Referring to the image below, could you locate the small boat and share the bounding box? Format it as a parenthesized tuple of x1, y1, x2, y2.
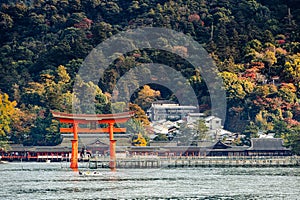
(79, 171, 102, 176)
(46, 160, 51, 163)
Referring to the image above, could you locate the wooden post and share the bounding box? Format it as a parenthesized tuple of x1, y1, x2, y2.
(70, 122, 78, 170)
(108, 122, 116, 171)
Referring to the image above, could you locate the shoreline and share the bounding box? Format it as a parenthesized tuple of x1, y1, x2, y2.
(88, 156, 300, 169)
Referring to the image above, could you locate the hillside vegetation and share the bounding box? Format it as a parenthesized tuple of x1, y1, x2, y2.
(0, 0, 299, 154)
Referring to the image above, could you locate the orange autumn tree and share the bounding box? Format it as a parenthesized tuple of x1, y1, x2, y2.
(133, 85, 161, 111)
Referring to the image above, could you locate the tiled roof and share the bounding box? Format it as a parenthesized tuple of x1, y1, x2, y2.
(8, 144, 28, 152)
(29, 146, 71, 153)
(149, 141, 178, 147)
(209, 146, 248, 152)
(151, 100, 177, 104)
(197, 141, 215, 148)
(248, 138, 290, 151)
(212, 140, 232, 149)
(58, 134, 131, 148)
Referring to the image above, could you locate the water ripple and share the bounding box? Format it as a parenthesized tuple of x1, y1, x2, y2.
(1, 163, 299, 200)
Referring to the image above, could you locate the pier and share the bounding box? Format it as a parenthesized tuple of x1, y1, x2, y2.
(88, 156, 300, 169)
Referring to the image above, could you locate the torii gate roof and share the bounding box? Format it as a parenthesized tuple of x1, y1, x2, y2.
(51, 111, 135, 124)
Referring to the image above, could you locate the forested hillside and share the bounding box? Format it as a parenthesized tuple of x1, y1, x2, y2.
(0, 0, 299, 154)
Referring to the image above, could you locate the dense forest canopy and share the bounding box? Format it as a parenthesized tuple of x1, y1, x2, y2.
(0, 0, 299, 154)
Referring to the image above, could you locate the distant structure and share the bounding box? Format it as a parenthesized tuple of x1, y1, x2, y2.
(186, 113, 222, 130)
(1, 137, 292, 161)
(147, 101, 197, 121)
(204, 116, 222, 130)
(51, 111, 134, 171)
(247, 138, 291, 156)
(186, 113, 206, 123)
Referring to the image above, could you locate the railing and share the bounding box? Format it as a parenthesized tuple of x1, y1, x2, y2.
(88, 155, 300, 169)
(0, 154, 70, 162)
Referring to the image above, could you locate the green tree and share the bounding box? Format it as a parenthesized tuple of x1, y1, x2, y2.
(278, 83, 297, 103)
(242, 121, 259, 146)
(153, 133, 168, 141)
(73, 75, 109, 114)
(24, 108, 61, 146)
(193, 119, 209, 140)
(23, 65, 73, 111)
(10, 107, 36, 144)
(0, 12, 13, 30)
(273, 120, 289, 138)
(282, 125, 300, 155)
(125, 118, 147, 136)
(177, 122, 194, 146)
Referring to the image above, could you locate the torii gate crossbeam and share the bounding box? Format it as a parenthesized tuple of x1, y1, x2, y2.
(52, 111, 134, 171)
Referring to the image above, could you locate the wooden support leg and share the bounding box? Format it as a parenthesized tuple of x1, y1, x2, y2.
(108, 123, 116, 171)
(70, 139, 78, 170)
(70, 122, 78, 171)
(109, 139, 117, 171)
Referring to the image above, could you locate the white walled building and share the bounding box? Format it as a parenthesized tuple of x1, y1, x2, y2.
(147, 101, 197, 121)
(204, 116, 223, 130)
(186, 113, 206, 124)
(187, 114, 223, 131)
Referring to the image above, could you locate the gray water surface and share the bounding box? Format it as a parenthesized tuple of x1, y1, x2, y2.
(0, 162, 299, 199)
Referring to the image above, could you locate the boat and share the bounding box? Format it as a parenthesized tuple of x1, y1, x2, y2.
(79, 171, 102, 176)
(46, 159, 51, 163)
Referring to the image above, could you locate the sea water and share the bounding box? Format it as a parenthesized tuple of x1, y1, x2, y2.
(0, 162, 299, 199)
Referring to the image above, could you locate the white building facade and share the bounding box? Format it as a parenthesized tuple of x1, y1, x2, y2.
(147, 101, 197, 121)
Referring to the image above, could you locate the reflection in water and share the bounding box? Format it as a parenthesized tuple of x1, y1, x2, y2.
(0, 162, 299, 200)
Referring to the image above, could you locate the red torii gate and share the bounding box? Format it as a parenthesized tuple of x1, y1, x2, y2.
(52, 111, 134, 171)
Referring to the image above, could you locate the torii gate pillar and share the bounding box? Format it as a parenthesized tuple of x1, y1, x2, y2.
(109, 122, 117, 171)
(70, 122, 78, 169)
